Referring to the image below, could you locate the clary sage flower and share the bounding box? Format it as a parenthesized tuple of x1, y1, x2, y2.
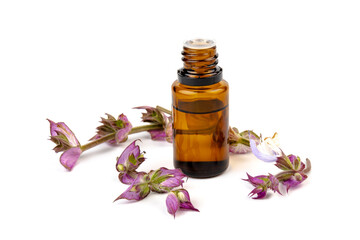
(166, 189, 199, 218)
(134, 106, 173, 143)
(275, 155, 311, 192)
(114, 172, 150, 201)
(249, 132, 281, 162)
(116, 140, 146, 185)
(48, 119, 82, 170)
(243, 173, 281, 199)
(148, 167, 187, 193)
(90, 113, 132, 144)
(245, 132, 312, 198)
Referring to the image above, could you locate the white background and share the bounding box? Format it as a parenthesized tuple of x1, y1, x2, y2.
(1, 0, 359, 239)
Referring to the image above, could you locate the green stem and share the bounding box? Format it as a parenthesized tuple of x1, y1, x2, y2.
(156, 105, 172, 115)
(80, 124, 163, 152)
(129, 124, 163, 134)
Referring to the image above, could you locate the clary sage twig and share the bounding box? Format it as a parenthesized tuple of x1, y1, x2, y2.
(243, 132, 312, 199)
(48, 113, 163, 171)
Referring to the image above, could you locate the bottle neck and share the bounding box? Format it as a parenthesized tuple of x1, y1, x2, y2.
(178, 42, 222, 86)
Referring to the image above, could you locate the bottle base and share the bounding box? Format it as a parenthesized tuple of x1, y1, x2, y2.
(174, 159, 229, 178)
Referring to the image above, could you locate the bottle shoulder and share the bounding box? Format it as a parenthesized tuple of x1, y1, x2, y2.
(172, 79, 229, 95)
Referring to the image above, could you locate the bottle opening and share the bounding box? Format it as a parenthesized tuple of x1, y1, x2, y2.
(183, 39, 216, 49)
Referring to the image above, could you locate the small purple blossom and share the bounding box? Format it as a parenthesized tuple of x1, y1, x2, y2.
(48, 119, 80, 152)
(134, 106, 166, 125)
(149, 167, 187, 193)
(275, 154, 305, 171)
(116, 140, 145, 184)
(114, 172, 150, 201)
(282, 172, 308, 192)
(249, 132, 281, 162)
(90, 113, 132, 145)
(243, 173, 281, 199)
(166, 189, 199, 218)
(275, 157, 311, 192)
(48, 119, 82, 171)
(134, 106, 173, 143)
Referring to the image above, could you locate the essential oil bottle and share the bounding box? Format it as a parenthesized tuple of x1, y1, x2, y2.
(172, 39, 229, 178)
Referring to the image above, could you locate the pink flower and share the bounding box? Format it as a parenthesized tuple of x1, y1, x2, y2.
(243, 173, 281, 199)
(48, 119, 82, 171)
(166, 189, 199, 218)
(134, 106, 173, 143)
(116, 140, 146, 185)
(90, 113, 132, 144)
(114, 172, 150, 201)
(148, 167, 187, 193)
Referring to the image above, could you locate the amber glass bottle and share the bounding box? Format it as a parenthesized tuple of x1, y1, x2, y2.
(172, 39, 229, 178)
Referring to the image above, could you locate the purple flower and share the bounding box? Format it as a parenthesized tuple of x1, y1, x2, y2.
(166, 189, 199, 218)
(149, 167, 187, 193)
(249, 132, 281, 162)
(113, 172, 150, 201)
(282, 172, 308, 192)
(90, 113, 132, 144)
(275, 157, 311, 192)
(134, 106, 173, 143)
(275, 154, 305, 171)
(228, 127, 259, 154)
(133, 106, 166, 124)
(243, 173, 281, 199)
(48, 119, 80, 152)
(48, 119, 82, 171)
(116, 140, 145, 184)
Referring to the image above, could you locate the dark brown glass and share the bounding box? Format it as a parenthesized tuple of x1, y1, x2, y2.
(172, 39, 229, 178)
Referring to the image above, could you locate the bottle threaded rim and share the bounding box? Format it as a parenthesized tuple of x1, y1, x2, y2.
(183, 39, 216, 49)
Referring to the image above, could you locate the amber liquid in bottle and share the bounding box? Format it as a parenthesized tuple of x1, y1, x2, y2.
(172, 39, 229, 178)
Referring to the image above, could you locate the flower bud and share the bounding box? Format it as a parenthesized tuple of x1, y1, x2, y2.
(116, 140, 145, 184)
(134, 106, 172, 142)
(48, 119, 82, 171)
(166, 189, 199, 218)
(90, 113, 132, 144)
(48, 119, 80, 153)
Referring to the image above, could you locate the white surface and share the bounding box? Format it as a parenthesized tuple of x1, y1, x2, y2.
(1, 0, 359, 239)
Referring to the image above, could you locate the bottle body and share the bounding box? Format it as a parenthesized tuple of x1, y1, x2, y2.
(172, 80, 229, 177)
